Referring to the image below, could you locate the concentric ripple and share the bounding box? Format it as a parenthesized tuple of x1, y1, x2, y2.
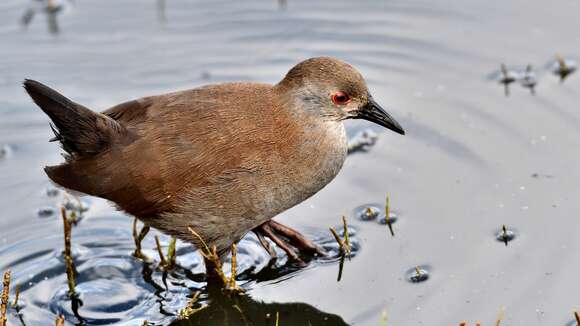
(0, 214, 359, 325)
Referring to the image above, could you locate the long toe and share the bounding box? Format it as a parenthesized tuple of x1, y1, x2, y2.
(267, 220, 327, 257)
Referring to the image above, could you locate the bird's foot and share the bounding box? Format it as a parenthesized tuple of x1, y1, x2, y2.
(253, 220, 326, 266)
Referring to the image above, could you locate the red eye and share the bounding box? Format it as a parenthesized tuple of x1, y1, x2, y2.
(331, 91, 350, 105)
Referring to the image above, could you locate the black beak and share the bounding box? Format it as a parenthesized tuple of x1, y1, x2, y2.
(355, 96, 405, 135)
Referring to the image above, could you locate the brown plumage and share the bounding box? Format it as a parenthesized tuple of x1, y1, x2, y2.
(24, 57, 404, 261)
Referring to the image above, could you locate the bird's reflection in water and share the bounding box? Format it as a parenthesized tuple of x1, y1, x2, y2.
(171, 290, 348, 326)
(20, 0, 70, 35)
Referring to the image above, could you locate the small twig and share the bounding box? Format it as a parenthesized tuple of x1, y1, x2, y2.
(61, 207, 76, 298)
(132, 218, 150, 260)
(275, 311, 279, 326)
(385, 193, 395, 237)
(475, 322, 481, 326)
(1, 270, 11, 326)
(178, 292, 206, 319)
(329, 227, 346, 254)
(142, 321, 148, 326)
(502, 225, 508, 246)
(574, 310, 579, 326)
(154, 236, 167, 267)
(336, 254, 345, 282)
(230, 244, 237, 289)
(165, 237, 177, 270)
(459, 322, 467, 326)
(341, 216, 351, 258)
(55, 315, 65, 326)
(11, 284, 19, 310)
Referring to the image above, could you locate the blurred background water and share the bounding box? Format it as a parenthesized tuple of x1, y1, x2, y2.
(1, 0, 580, 325)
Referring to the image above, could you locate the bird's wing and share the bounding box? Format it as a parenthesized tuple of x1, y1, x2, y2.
(92, 84, 293, 218)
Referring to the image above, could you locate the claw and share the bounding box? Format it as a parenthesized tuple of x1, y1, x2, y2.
(253, 230, 277, 260)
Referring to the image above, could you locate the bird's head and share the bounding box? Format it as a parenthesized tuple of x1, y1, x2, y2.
(276, 57, 405, 135)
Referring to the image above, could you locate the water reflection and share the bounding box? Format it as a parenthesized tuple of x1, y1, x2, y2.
(171, 292, 348, 326)
(0, 216, 357, 325)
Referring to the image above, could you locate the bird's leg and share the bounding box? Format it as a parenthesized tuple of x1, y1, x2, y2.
(253, 220, 326, 265)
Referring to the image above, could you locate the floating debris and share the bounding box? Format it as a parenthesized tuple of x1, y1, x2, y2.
(496, 225, 516, 246)
(552, 54, 577, 82)
(407, 266, 429, 283)
(132, 218, 150, 260)
(347, 129, 379, 154)
(61, 207, 76, 297)
(498, 64, 518, 96)
(519, 64, 537, 95)
(354, 204, 381, 221)
(37, 206, 56, 218)
(1, 270, 10, 326)
(354, 203, 399, 227)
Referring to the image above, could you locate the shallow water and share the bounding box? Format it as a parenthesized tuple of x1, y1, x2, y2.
(1, 0, 580, 325)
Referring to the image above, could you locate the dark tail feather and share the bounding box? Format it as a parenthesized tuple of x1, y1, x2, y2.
(23, 79, 124, 157)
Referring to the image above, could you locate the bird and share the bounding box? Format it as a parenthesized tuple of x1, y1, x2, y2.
(23, 56, 405, 269)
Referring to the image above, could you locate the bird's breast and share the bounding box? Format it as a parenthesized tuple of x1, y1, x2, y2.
(260, 120, 347, 217)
